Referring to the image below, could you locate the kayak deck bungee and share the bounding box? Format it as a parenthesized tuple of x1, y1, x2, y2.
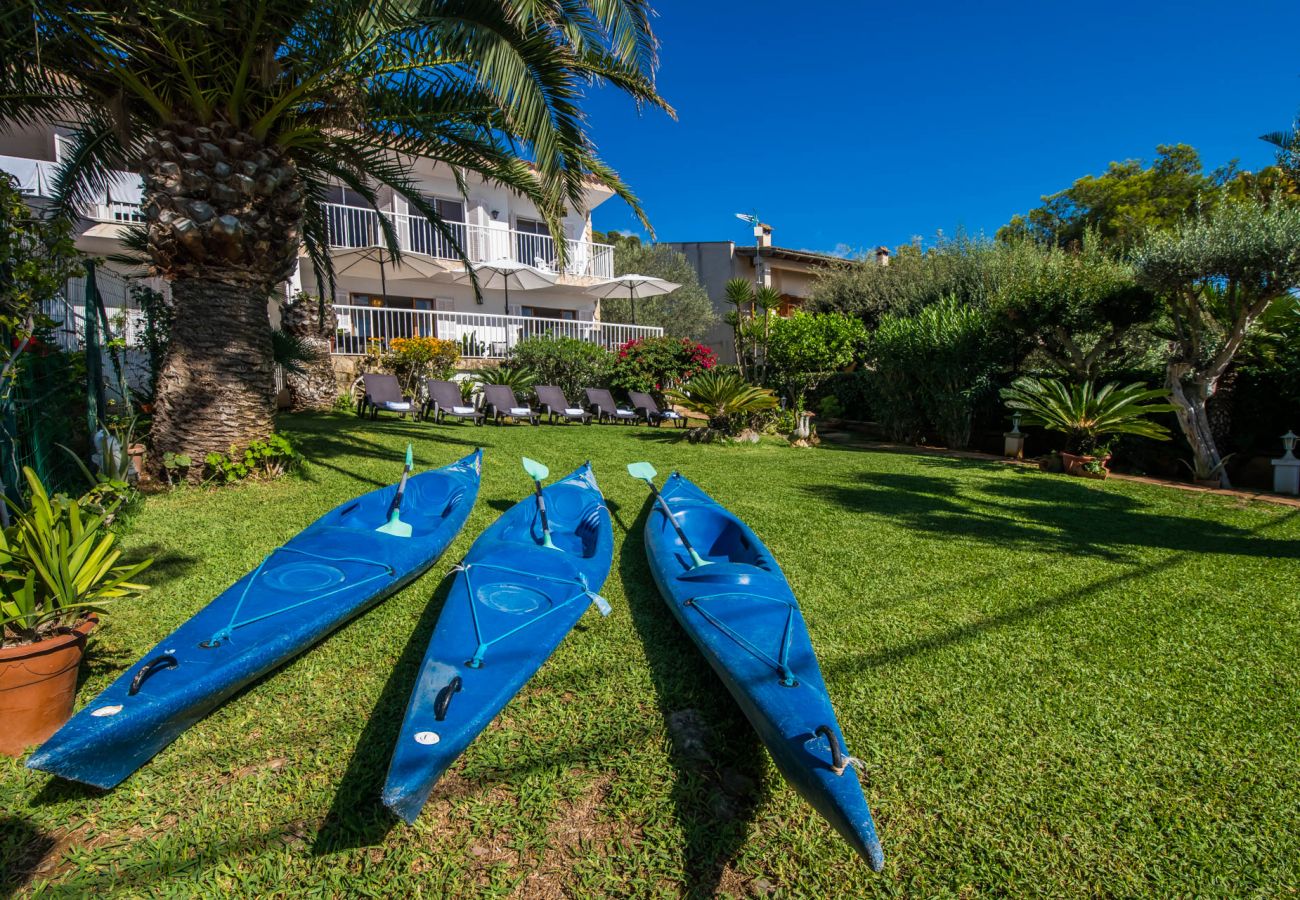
(27, 449, 483, 789)
(383, 460, 613, 824)
(639, 470, 884, 871)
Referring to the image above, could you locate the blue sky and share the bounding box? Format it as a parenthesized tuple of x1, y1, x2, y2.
(586, 1, 1300, 256)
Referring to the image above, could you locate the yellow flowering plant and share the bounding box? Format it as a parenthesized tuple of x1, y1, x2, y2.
(381, 336, 461, 394)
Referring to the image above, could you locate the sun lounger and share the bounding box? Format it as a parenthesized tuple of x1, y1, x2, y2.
(359, 373, 412, 420)
(628, 391, 686, 427)
(584, 387, 639, 424)
(482, 384, 539, 425)
(535, 386, 592, 424)
(422, 379, 483, 425)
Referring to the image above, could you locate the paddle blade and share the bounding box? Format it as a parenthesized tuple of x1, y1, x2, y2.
(404, 443, 413, 469)
(627, 461, 657, 483)
(522, 456, 549, 482)
(377, 511, 413, 537)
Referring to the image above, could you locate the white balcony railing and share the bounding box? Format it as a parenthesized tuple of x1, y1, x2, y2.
(331, 304, 661, 358)
(0, 155, 615, 277)
(321, 203, 614, 279)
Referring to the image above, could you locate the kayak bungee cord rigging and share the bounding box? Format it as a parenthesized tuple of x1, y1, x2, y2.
(26, 447, 482, 790)
(382, 457, 614, 825)
(629, 461, 885, 871)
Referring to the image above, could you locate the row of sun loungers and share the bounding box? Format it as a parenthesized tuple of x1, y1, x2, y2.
(356, 374, 686, 427)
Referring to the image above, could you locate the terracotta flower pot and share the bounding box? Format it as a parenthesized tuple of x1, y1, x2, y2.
(1060, 452, 1111, 478)
(0, 616, 97, 756)
(128, 443, 147, 479)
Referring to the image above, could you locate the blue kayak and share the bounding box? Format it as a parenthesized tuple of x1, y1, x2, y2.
(383, 461, 613, 823)
(27, 449, 483, 789)
(641, 472, 884, 871)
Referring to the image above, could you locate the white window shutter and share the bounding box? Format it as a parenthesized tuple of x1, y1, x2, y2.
(435, 298, 454, 311)
(577, 308, 594, 321)
(507, 304, 522, 316)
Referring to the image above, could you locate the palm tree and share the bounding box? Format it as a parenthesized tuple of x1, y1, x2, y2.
(1261, 118, 1299, 194)
(723, 277, 754, 377)
(0, 1, 669, 475)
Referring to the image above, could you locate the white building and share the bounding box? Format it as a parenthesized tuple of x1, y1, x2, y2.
(0, 123, 662, 369)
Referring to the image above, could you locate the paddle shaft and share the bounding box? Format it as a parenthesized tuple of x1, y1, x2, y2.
(533, 480, 551, 538)
(645, 482, 707, 565)
(387, 463, 412, 520)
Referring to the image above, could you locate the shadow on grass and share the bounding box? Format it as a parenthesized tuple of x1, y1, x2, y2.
(0, 814, 55, 897)
(801, 461, 1300, 562)
(281, 412, 482, 488)
(311, 570, 458, 854)
(616, 497, 769, 898)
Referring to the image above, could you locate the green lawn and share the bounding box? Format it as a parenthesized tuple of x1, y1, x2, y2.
(3, 413, 1299, 897)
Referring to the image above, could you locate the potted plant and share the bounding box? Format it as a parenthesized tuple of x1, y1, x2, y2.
(0, 468, 152, 756)
(1001, 377, 1176, 477)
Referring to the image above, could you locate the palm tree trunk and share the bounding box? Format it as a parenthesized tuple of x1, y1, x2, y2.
(150, 278, 275, 479)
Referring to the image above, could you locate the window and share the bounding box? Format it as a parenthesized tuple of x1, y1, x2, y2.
(520, 306, 576, 321)
(514, 217, 555, 268)
(409, 196, 466, 258)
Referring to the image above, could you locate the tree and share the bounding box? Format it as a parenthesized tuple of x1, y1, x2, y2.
(1134, 199, 1300, 486)
(764, 312, 866, 408)
(0, 1, 668, 476)
(599, 243, 717, 340)
(1260, 111, 1300, 197)
(998, 144, 1226, 249)
(808, 231, 997, 325)
(988, 236, 1160, 380)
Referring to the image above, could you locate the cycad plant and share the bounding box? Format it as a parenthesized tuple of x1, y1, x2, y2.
(0, 1, 669, 475)
(1000, 376, 1176, 456)
(666, 370, 777, 433)
(473, 364, 537, 395)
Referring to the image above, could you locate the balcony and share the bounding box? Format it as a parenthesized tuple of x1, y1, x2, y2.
(321, 203, 614, 279)
(0, 155, 144, 223)
(332, 304, 661, 358)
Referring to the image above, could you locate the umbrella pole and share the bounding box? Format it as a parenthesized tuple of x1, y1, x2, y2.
(630, 286, 636, 326)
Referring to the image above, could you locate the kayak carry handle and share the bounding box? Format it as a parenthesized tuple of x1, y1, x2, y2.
(816, 724, 848, 776)
(129, 654, 178, 696)
(434, 676, 463, 721)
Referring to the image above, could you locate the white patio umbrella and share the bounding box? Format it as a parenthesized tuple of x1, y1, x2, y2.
(328, 246, 453, 306)
(453, 259, 557, 314)
(585, 274, 679, 325)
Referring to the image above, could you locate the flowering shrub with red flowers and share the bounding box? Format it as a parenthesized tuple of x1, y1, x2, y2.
(609, 336, 716, 398)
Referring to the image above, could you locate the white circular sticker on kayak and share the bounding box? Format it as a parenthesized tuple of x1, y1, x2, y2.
(414, 731, 440, 745)
(91, 705, 123, 717)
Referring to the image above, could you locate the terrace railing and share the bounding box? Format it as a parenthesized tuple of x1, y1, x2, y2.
(331, 304, 661, 358)
(320, 203, 614, 279)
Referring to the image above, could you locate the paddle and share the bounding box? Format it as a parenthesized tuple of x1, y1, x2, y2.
(626, 462, 709, 568)
(377, 444, 415, 537)
(522, 457, 557, 549)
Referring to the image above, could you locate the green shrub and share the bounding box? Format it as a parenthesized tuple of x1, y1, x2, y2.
(332, 392, 356, 413)
(823, 370, 872, 421)
(609, 336, 716, 398)
(508, 337, 612, 401)
(204, 434, 300, 484)
(867, 296, 1005, 447)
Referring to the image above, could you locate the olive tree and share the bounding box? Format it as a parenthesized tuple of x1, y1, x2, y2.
(1134, 199, 1300, 486)
(989, 236, 1159, 380)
